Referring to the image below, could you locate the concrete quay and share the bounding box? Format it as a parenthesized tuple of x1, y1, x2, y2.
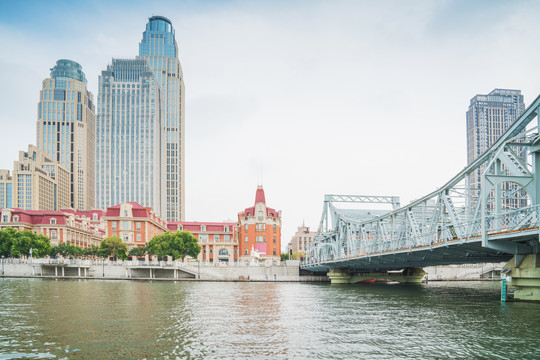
(0, 258, 329, 282)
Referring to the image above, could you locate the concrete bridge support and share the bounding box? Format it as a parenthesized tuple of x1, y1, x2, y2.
(327, 268, 425, 284)
(503, 254, 540, 301)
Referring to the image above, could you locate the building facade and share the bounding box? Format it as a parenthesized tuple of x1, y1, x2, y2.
(102, 202, 167, 249)
(288, 224, 316, 258)
(466, 89, 526, 209)
(10, 145, 70, 211)
(139, 16, 185, 222)
(36, 59, 96, 210)
(96, 59, 165, 217)
(0, 208, 103, 247)
(0, 170, 13, 209)
(168, 221, 237, 264)
(237, 186, 282, 262)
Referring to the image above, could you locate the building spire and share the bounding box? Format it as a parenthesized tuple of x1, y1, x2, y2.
(255, 185, 266, 205)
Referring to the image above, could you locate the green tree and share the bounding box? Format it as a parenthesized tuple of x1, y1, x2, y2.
(2, 229, 51, 258)
(129, 246, 146, 258)
(146, 231, 201, 261)
(100, 236, 128, 260)
(50, 242, 83, 259)
(280, 252, 290, 261)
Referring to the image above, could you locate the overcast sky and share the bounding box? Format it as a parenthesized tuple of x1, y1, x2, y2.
(1, 0, 539, 251)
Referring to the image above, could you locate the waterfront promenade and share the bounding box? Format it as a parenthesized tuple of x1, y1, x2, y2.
(0, 258, 327, 282)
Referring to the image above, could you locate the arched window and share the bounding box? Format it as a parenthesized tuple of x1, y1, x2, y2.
(245, 249, 248, 255)
(219, 249, 228, 256)
(201, 225, 206, 232)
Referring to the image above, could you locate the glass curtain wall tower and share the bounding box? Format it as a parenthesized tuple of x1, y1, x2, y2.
(36, 59, 96, 210)
(96, 59, 164, 216)
(139, 16, 185, 222)
(466, 89, 526, 210)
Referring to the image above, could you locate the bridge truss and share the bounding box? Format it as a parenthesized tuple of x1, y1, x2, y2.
(305, 95, 540, 273)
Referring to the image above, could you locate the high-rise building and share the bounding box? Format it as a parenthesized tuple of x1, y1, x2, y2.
(237, 186, 282, 263)
(466, 89, 526, 209)
(0, 170, 13, 209)
(11, 145, 70, 211)
(96, 58, 164, 216)
(288, 224, 316, 259)
(139, 16, 185, 222)
(36, 59, 96, 210)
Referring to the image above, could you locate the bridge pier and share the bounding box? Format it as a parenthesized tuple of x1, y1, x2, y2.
(503, 254, 540, 301)
(327, 268, 425, 284)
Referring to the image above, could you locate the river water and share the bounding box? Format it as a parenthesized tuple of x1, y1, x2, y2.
(0, 278, 538, 359)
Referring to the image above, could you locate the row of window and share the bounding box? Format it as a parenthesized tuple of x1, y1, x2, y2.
(111, 221, 142, 231)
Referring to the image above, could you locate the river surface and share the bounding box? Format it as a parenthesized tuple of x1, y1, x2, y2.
(0, 279, 539, 359)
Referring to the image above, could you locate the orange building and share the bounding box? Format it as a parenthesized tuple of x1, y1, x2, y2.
(168, 222, 238, 264)
(237, 185, 282, 263)
(102, 202, 167, 249)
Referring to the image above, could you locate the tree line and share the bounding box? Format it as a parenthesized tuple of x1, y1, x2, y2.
(0, 228, 201, 261)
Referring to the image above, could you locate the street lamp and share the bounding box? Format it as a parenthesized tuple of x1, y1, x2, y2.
(29, 248, 33, 264)
(1, 255, 4, 276)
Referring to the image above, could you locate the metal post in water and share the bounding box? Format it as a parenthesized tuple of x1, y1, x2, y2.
(501, 277, 507, 302)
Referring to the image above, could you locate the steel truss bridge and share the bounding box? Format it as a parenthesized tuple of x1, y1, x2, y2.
(303, 95, 540, 274)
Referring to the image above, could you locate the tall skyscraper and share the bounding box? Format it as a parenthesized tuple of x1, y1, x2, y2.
(139, 16, 185, 222)
(36, 59, 96, 210)
(466, 89, 526, 209)
(96, 59, 165, 216)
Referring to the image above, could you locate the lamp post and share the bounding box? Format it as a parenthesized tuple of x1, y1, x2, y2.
(1, 255, 4, 276)
(102, 258, 105, 278)
(29, 248, 33, 264)
(198, 259, 200, 279)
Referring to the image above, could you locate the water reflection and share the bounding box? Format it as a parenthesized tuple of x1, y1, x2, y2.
(0, 279, 539, 359)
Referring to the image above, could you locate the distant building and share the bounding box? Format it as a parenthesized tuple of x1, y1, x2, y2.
(168, 222, 238, 264)
(96, 58, 165, 218)
(237, 186, 282, 263)
(0, 170, 13, 209)
(36, 59, 96, 210)
(139, 16, 186, 222)
(6, 145, 70, 211)
(466, 89, 526, 209)
(102, 202, 167, 249)
(0, 208, 103, 247)
(288, 224, 316, 258)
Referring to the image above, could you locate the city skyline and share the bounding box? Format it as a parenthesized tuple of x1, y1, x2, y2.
(1, 0, 540, 250)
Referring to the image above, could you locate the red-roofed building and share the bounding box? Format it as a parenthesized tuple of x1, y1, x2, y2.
(168, 221, 238, 264)
(0, 208, 104, 247)
(102, 202, 167, 248)
(237, 185, 282, 263)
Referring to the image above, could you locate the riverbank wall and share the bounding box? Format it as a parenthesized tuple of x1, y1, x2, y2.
(0, 259, 329, 282)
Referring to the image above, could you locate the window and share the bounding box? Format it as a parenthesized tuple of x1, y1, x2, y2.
(256, 236, 265, 243)
(112, 222, 117, 230)
(122, 221, 130, 230)
(273, 237, 276, 244)
(210, 249, 213, 254)
(258, 211, 263, 219)
(244, 236, 248, 243)
(93, 213, 98, 221)
(13, 216, 19, 222)
(256, 223, 265, 231)
(201, 225, 206, 232)
(51, 230, 57, 239)
(136, 234, 141, 242)
(50, 218, 56, 225)
(122, 234, 129, 242)
(245, 249, 248, 255)
(123, 210, 128, 217)
(2, 215, 8, 222)
(177, 224, 183, 231)
(136, 222, 141, 231)
(273, 249, 276, 255)
(244, 224, 248, 232)
(214, 234, 220, 241)
(273, 225, 277, 232)
(224, 234, 230, 241)
(224, 226, 229, 232)
(199, 234, 208, 241)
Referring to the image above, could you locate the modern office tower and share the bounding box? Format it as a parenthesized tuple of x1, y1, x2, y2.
(10, 145, 70, 211)
(96, 58, 165, 217)
(237, 186, 282, 263)
(139, 16, 185, 222)
(466, 89, 526, 209)
(36, 59, 96, 211)
(0, 170, 13, 209)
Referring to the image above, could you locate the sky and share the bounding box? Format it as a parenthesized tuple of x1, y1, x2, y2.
(1, 0, 539, 251)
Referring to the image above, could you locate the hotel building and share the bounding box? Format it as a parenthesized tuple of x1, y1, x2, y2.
(36, 59, 96, 210)
(237, 186, 282, 262)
